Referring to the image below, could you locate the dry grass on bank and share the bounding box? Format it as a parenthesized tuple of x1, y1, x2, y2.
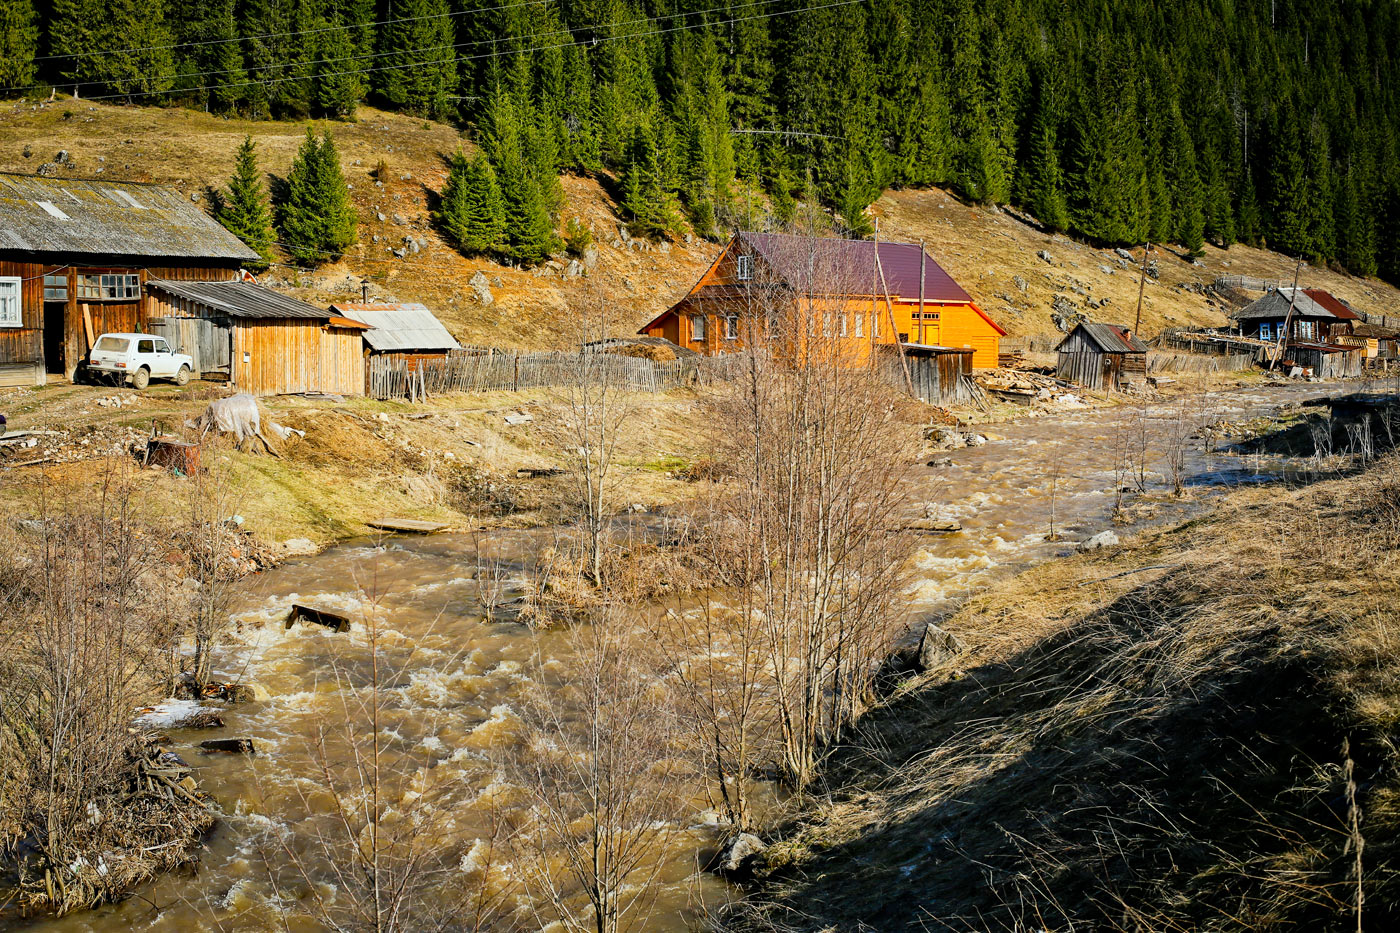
(745, 458, 1400, 932)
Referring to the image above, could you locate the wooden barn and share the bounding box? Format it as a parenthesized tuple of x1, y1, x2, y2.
(0, 173, 260, 386)
(330, 302, 461, 368)
(1055, 322, 1148, 391)
(639, 231, 1005, 369)
(1233, 287, 1347, 344)
(146, 279, 368, 396)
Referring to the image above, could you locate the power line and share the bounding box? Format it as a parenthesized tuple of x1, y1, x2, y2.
(31, 0, 554, 63)
(12, 0, 859, 104)
(4, 0, 790, 95)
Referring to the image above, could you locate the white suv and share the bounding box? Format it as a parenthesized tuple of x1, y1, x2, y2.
(87, 333, 194, 389)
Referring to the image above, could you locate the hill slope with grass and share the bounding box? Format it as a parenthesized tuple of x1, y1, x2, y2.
(4, 99, 1400, 347)
(745, 456, 1400, 932)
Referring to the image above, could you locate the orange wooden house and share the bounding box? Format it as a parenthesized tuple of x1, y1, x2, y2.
(639, 231, 1005, 368)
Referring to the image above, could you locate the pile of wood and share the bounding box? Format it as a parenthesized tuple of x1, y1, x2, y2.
(976, 369, 1077, 402)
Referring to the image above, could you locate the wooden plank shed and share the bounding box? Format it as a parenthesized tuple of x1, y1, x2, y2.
(0, 172, 259, 386)
(1056, 322, 1148, 391)
(146, 279, 368, 396)
(330, 301, 462, 369)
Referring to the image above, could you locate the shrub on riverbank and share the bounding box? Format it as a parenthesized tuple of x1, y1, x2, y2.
(0, 473, 214, 916)
(741, 454, 1400, 931)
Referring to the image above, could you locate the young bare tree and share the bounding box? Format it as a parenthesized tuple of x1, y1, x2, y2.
(251, 566, 519, 933)
(0, 464, 192, 914)
(699, 232, 921, 789)
(506, 604, 684, 933)
(550, 286, 634, 586)
(180, 460, 240, 688)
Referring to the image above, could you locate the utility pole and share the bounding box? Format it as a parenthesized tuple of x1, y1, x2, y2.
(1269, 255, 1304, 372)
(918, 241, 927, 345)
(1133, 242, 1152, 337)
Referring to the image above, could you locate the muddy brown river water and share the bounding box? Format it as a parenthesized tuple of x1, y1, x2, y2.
(12, 382, 1356, 933)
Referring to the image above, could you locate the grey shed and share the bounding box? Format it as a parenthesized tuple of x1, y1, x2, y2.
(331, 303, 463, 354)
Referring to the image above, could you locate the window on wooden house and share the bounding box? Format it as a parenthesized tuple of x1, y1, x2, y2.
(77, 273, 140, 301)
(736, 254, 753, 281)
(0, 277, 20, 327)
(1259, 323, 1272, 341)
(43, 274, 67, 301)
(725, 314, 739, 339)
(853, 311, 864, 338)
(692, 314, 706, 341)
(838, 313, 849, 337)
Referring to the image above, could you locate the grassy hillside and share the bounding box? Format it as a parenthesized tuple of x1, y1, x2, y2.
(745, 456, 1400, 931)
(4, 98, 1400, 347)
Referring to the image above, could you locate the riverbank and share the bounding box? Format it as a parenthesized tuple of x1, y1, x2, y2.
(741, 446, 1400, 931)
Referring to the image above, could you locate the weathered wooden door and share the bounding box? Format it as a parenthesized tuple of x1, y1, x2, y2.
(148, 317, 231, 376)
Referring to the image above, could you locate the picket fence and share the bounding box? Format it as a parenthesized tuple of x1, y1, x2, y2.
(368, 349, 751, 400)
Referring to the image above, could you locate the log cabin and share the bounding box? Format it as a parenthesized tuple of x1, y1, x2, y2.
(0, 173, 260, 387)
(639, 231, 1005, 369)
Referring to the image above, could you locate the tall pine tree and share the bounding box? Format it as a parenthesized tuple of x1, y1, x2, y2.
(217, 136, 276, 270)
(436, 150, 506, 256)
(279, 128, 358, 265)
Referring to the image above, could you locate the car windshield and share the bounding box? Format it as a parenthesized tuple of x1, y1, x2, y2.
(94, 337, 129, 353)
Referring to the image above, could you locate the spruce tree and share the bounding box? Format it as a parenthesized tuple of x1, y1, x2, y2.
(436, 150, 506, 256)
(280, 128, 358, 265)
(0, 0, 36, 87)
(315, 12, 363, 119)
(620, 123, 680, 239)
(376, 0, 455, 118)
(217, 136, 276, 270)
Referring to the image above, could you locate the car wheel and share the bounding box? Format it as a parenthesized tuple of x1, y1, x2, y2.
(175, 365, 191, 387)
(131, 367, 150, 390)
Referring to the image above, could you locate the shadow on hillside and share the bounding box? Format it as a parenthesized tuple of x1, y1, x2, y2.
(755, 567, 1397, 932)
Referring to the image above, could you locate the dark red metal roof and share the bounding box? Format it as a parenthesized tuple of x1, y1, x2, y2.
(1303, 288, 1359, 320)
(740, 231, 973, 304)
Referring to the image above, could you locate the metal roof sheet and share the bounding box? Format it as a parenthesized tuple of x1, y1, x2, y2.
(0, 173, 260, 262)
(330, 303, 462, 352)
(738, 231, 973, 304)
(1302, 288, 1360, 320)
(148, 279, 333, 320)
(1063, 322, 1148, 353)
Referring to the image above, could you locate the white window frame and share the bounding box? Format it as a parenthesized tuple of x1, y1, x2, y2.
(838, 312, 849, 337)
(736, 254, 753, 281)
(854, 311, 864, 338)
(692, 314, 706, 342)
(1259, 323, 1272, 341)
(0, 276, 20, 328)
(725, 314, 739, 340)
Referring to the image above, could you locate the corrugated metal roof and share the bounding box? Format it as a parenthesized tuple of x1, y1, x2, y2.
(148, 279, 334, 320)
(1066, 322, 1148, 353)
(1302, 288, 1359, 320)
(0, 173, 260, 262)
(739, 231, 973, 303)
(330, 303, 462, 352)
(1234, 288, 1337, 321)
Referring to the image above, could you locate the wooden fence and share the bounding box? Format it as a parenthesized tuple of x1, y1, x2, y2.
(1147, 349, 1257, 373)
(367, 349, 751, 400)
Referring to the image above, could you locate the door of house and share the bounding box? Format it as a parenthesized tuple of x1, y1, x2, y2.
(43, 302, 66, 374)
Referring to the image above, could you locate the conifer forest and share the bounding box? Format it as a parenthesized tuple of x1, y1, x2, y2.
(3, 0, 1400, 278)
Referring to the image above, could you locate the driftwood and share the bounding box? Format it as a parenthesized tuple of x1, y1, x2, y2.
(286, 603, 352, 633)
(200, 738, 256, 755)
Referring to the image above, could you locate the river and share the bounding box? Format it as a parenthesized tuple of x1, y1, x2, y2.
(13, 381, 1346, 933)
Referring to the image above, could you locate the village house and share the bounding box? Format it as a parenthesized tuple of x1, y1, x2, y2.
(1232, 287, 1352, 344)
(330, 302, 462, 368)
(0, 173, 260, 386)
(1055, 322, 1148, 391)
(639, 231, 1005, 369)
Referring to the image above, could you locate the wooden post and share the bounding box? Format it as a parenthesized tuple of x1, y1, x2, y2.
(1270, 256, 1303, 371)
(1133, 242, 1151, 336)
(874, 220, 915, 394)
(918, 241, 926, 345)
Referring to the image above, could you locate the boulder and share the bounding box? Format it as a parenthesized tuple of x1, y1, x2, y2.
(1037, 249, 1053, 264)
(1013, 275, 1028, 293)
(1079, 530, 1120, 551)
(918, 623, 964, 670)
(281, 538, 318, 557)
(926, 456, 953, 467)
(470, 271, 494, 306)
(709, 832, 767, 880)
(391, 212, 408, 225)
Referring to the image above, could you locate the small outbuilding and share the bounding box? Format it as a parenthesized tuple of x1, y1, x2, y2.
(1055, 322, 1148, 391)
(330, 302, 462, 367)
(146, 279, 368, 396)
